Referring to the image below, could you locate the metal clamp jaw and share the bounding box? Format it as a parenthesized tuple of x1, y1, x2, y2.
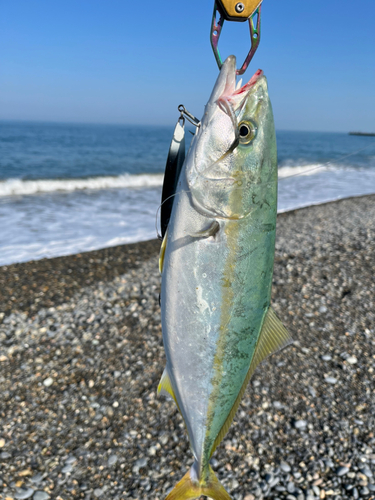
(216, 0, 262, 21)
(210, 0, 262, 75)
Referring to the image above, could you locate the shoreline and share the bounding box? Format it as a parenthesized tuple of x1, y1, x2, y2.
(0, 194, 374, 499)
(1, 193, 374, 319)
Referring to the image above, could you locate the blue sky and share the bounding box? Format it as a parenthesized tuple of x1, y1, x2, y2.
(1, 0, 374, 131)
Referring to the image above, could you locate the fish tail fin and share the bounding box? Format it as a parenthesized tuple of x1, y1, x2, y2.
(165, 464, 232, 500)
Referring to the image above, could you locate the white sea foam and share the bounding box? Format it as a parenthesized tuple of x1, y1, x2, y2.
(0, 173, 164, 197)
(0, 165, 335, 198)
(1, 165, 375, 267)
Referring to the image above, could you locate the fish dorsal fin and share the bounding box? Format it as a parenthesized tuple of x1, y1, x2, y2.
(159, 229, 168, 274)
(210, 306, 293, 456)
(157, 367, 180, 409)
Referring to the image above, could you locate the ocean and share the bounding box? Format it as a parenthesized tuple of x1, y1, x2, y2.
(1, 120, 375, 266)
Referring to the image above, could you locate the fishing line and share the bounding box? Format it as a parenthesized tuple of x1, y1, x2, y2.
(155, 190, 192, 240)
(279, 141, 375, 180)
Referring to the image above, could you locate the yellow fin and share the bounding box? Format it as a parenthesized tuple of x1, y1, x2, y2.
(159, 229, 168, 274)
(158, 368, 179, 407)
(210, 306, 292, 456)
(165, 465, 231, 500)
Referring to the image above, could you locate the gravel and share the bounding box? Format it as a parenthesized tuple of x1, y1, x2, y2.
(0, 194, 374, 500)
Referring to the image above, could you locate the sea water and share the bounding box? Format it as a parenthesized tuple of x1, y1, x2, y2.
(0, 121, 374, 266)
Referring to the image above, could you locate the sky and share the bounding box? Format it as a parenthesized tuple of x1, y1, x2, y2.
(0, 0, 374, 132)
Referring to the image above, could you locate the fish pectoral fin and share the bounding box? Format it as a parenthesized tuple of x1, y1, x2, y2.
(159, 228, 168, 274)
(251, 306, 293, 369)
(189, 220, 220, 239)
(165, 464, 231, 500)
(210, 307, 292, 457)
(157, 368, 178, 406)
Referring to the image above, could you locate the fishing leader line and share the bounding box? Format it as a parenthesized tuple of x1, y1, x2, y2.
(279, 141, 375, 181)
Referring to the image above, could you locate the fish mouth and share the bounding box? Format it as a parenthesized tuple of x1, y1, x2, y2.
(219, 55, 264, 102)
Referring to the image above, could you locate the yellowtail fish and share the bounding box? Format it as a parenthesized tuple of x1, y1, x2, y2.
(158, 55, 292, 500)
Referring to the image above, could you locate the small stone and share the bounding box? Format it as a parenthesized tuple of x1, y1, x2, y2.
(88, 380, 95, 388)
(0, 355, 8, 362)
(336, 466, 349, 476)
(265, 473, 273, 483)
(294, 420, 307, 430)
(160, 435, 168, 445)
(230, 478, 239, 490)
(108, 454, 118, 466)
(352, 487, 359, 500)
(361, 467, 373, 477)
(30, 474, 44, 484)
(346, 356, 358, 364)
(325, 376, 337, 384)
(61, 464, 73, 473)
(43, 377, 53, 387)
(322, 355, 332, 361)
(319, 306, 328, 313)
(280, 462, 291, 473)
(287, 482, 296, 493)
(33, 493, 50, 500)
(14, 489, 35, 500)
(309, 386, 316, 397)
(269, 477, 280, 488)
(132, 457, 148, 473)
(1, 451, 11, 459)
(360, 487, 370, 496)
(148, 446, 157, 456)
(0, 438, 5, 447)
(313, 486, 321, 496)
(244, 495, 255, 500)
(93, 489, 103, 498)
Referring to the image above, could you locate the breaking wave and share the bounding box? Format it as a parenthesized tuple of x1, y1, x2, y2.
(0, 174, 164, 197)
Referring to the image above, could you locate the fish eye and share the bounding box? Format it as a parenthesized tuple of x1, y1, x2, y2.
(238, 120, 257, 145)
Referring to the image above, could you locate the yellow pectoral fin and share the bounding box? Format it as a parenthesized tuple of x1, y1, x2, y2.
(159, 229, 168, 274)
(211, 306, 293, 456)
(157, 368, 180, 411)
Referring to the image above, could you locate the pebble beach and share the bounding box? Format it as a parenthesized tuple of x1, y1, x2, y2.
(0, 194, 374, 500)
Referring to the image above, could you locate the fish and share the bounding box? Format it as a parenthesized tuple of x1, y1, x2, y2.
(158, 55, 292, 500)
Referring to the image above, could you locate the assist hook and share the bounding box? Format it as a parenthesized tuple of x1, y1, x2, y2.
(210, 0, 262, 75)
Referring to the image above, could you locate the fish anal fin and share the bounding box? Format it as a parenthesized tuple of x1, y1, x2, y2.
(165, 464, 231, 500)
(210, 306, 292, 456)
(159, 229, 168, 274)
